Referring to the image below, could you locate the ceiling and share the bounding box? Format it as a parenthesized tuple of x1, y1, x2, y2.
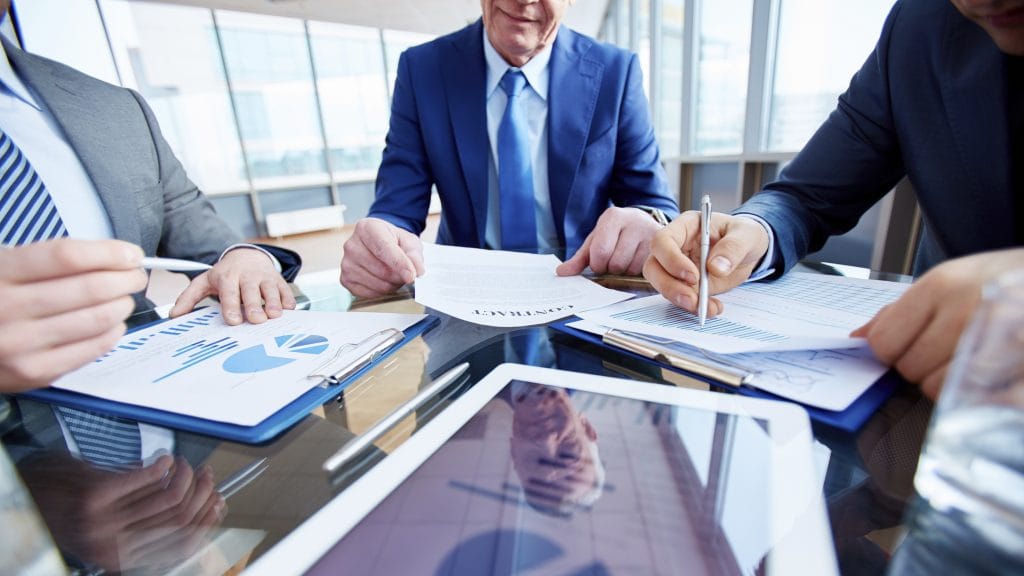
(138, 0, 609, 37)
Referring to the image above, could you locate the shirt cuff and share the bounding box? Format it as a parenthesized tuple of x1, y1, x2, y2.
(734, 213, 776, 282)
(219, 243, 282, 273)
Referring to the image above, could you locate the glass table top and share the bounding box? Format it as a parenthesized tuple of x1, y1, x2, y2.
(0, 262, 928, 575)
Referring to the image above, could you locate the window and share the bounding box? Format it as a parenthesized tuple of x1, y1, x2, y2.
(100, 0, 248, 194)
(766, 0, 895, 151)
(309, 22, 389, 179)
(693, 0, 753, 155)
(216, 10, 327, 188)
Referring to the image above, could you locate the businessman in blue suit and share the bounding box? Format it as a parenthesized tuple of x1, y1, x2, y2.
(341, 0, 679, 298)
(645, 0, 1024, 400)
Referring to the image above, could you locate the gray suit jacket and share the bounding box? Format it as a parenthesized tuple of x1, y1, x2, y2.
(3, 38, 300, 308)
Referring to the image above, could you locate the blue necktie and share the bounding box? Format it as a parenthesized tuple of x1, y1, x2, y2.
(0, 128, 142, 470)
(498, 70, 537, 252)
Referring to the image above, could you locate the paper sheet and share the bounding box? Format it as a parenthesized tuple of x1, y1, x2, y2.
(414, 244, 633, 327)
(579, 272, 910, 354)
(51, 308, 427, 426)
(569, 318, 888, 411)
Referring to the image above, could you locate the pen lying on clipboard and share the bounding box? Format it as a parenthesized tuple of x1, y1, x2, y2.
(603, 329, 752, 387)
(322, 362, 471, 474)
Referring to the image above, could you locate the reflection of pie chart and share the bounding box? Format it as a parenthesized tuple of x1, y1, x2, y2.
(222, 334, 329, 374)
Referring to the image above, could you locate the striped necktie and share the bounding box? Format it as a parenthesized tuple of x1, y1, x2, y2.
(498, 69, 538, 252)
(0, 127, 142, 470)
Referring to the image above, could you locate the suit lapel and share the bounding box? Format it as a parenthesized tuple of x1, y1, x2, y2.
(442, 21, 490, 247)
(4, 40, 143, 245)
(940, 12, 1014, 240)
(547, 28, 601, 246)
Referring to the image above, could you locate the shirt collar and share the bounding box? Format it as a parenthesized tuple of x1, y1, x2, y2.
(0, 41, 41, 110)
(483, 26, 553, 101)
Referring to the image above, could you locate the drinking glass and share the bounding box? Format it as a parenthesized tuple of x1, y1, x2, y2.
(889, 269, 1024, 575)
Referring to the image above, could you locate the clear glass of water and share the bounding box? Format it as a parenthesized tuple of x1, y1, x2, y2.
(889, 269, 1024, 575)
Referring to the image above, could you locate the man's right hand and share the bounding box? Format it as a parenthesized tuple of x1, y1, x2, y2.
(340, 217, 425, 298)
(0, 238, 148, 392)
(643, 211, 770, 317)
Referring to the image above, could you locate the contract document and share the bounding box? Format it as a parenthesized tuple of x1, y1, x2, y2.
(51, 308, 427, 426)
(414, 244, 633, 327)
(579, 272, 911, 354)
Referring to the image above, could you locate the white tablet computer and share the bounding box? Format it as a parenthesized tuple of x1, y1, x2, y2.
(249, 363, 837, 576)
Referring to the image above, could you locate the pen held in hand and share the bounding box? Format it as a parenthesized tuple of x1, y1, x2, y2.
(140, 256, 213, 272)
(698, 194, 711, 328)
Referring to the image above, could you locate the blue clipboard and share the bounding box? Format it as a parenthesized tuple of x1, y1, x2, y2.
(549, 317, 901, 432)
(21, 314, 440, 444)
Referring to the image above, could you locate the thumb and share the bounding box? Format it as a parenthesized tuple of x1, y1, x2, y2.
(556, 238, 592, 276)
(704, 235, 759, 280)
(398, 232, 426, 277)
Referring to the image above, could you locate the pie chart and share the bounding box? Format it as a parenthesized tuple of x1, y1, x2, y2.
(222, 334, 329, 374)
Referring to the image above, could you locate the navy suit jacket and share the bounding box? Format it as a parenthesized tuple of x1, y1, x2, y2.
(369, 20, 678, 256)
(739, 0, 1021, 275)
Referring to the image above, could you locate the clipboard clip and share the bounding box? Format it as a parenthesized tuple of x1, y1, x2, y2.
(603, 329, 753, 388)
(309, 328, 405, 387)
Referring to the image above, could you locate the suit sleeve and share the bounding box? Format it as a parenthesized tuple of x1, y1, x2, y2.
(608, 54, 678, 218)
(129, 90, 301, 281)
(736, 2, 907, 276)
(368, 51, 434, 235)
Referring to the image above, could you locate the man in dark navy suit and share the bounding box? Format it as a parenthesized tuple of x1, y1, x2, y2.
(646, 0, 1024, 400)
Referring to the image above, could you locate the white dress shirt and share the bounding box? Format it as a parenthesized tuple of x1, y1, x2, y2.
(483, 28, 559, 252)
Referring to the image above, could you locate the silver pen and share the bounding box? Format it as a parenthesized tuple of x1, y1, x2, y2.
(140, 256, 213, 272)
(698, 194, 711, 328)
(215, 456, 269, 500)
(322, 362, 471, 473)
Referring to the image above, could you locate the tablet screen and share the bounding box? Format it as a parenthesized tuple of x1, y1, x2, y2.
(309, 379, 775, 575)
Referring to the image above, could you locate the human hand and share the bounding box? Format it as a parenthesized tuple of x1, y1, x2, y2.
(851, 248, 1024, 400)
(643, 211, 769, 316)
(340, 217, 425, 298)
(21, 453, 225, 573)
(170, 247, 296, 326)
(555, 206, 662, 277)
(0, 238, 148, 392)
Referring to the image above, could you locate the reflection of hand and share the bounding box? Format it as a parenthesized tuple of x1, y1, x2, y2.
(643, 211, 769, 317)
(340, 217, 425, 298)
(0, 239, 148, 392)
(556, 206, 662, 277)
(170, 247, 296, 326)
(851, 248, 1024, 400)
(21, 453, 225, 573)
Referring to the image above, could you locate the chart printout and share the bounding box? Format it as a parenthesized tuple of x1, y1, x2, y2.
(579, 272, 910, 354)
(51, 308, 426, 426)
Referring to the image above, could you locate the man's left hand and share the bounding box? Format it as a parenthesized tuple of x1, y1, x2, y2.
(169, 248, 296, 325)
(555, 206, 663, 277)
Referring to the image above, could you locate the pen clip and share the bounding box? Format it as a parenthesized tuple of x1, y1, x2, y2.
(308, 328, 405, 387)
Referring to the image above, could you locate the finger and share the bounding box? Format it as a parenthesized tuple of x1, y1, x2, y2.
(108, 455, 177, 522)
(605, 232, 644, 276)
(342, 241, 409, 291)
(169, 274, 213, 319)
(919, 365, 948, 401)
(278, 277, 297, 310)
(862, 293, 933, 368)
(2, 269, 148, 322)
(850, 309, 883, 338)
(213, 275, 244, 326)
(555, 235, 593, 276)
(238, 276, 268, 324)
(364, 230, 417, 285)
(649, 214, 701, 285)
(1, 294, 136, 355)
(891, 309, 966, 384)
(397, 232, 426, 277)
(644, 255, 698, 310)
(126, 457, 197, 530)
(343, 270, 405, 298)
(706, 233, 759, 280)
(0, 238, 143, 283)
(624, 245, 647, 277)
(585, 228, 620, 275)
(261, 279, 285, 319)
(0, 321, 128, 390)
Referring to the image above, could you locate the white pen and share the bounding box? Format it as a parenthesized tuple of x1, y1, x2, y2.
(140, 256, 213, 272)
(698, 194, 711, 328)
(323, 362, 471, 473)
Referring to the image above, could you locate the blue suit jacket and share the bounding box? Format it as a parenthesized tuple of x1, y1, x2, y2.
(369, 20, 678, 256)
(739, 0, 1021, 275)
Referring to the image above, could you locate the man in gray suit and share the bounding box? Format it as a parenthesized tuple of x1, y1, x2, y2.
(0, 3, 301, 394)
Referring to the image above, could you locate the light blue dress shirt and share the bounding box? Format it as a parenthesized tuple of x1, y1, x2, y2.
(483, 29, 559, 252)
